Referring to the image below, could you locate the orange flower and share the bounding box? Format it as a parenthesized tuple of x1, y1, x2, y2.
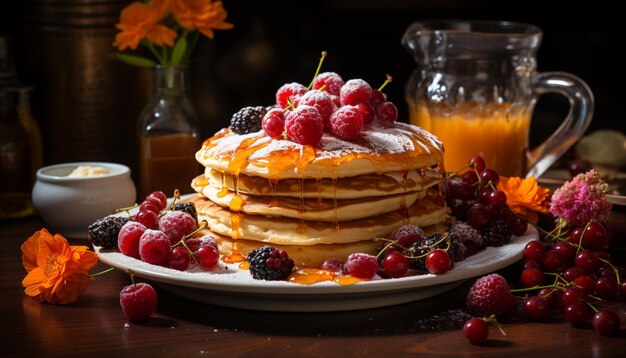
(113, 1, 177, 50)
(170, 0, 234, 39)
(497, 176, 551, 224)
(21, 229, 98, 305)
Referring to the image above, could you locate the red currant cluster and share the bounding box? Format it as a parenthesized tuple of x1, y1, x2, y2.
(446, 156, 527, 237)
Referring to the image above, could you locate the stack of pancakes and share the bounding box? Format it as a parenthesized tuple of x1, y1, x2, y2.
(190, 121, 446, 267)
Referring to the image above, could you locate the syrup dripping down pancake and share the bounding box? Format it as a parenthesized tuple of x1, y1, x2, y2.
(188, 191, 446, 246)
(196, 122, 444, 179)
(193, 168, 442, 199)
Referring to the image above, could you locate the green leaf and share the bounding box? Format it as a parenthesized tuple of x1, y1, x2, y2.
(171, 35, 188, 66)
(114, 53, 156, 68)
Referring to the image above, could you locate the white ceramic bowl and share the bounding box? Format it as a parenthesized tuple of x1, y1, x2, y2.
(32, 162, 136, 238)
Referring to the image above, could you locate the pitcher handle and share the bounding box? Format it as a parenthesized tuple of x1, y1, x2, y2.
(526, 72, 594, 178)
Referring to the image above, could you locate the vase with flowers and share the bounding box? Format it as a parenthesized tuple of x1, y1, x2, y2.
(113, 0, 233, 198)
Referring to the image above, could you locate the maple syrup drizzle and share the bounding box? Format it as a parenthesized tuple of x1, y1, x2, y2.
(193, 176, 209, 189)
(332, 178, 339, 231)
(217, 171, 229, 198)
(315, 178, 324, 209)
(268, 178, 278, 207)
(223, 251, 246, 264)
(288, 269, 366, 285)
(400, 169, 409, 224)
(238, 261, 249, 270)
(296, 178, 307, 233)
(437, 161, 446, 196)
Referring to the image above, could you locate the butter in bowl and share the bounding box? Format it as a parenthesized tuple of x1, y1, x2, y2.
(32, 162, 136, 239)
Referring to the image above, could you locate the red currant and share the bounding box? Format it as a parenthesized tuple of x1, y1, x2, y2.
(521, 267, 544, 287)
(147, 191, 168, 210)
(564, 302, 590, 327)
(594, 276, 618, 300)
(168, 246, 191, 271)
(551, 241, 576, 265)
(542, 250, 565, 273)
(538, 288, 558, 307)
(382, 251, 409, 278)
(524, 241, 545, 261)
(462, 170, 479, 186)
(468, 156, 486, 173)
(592, 309, 620, 336)
(480, 169, 500, 186)
(509, 215, 528, 236)
(139, 200, 160, 216)
(562, 267, 584, 282)
(572, 275, 596, 295)
(487, 190, 507, 208)
(523, 296, 550, 321)
(136, 210, 159, 230)
(575, 250, 598, 274)
(561, 287, 587, 307)
(196, 246, 219, 270)
(462, 318, 489, 345)
(467, 204, 491, 230)
(425, 249, 452, 275)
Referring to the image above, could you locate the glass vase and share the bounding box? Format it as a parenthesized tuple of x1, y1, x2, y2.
(138, 65, 201, 199)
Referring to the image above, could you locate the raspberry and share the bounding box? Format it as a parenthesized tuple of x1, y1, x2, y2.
(340, 79, 372, 106)
(119, 282, 157, 321)
(329, 105, 364, 140)
(345, 253, 378, 279)
(297, 90, 335, 126)
(284, 105, 324, 146)
(173, 202, 198, 223)
(389, 224, 426, 248)
(158, 210, 197, 245)
(185, 234, 218, 253)
(312, 72, 345, 96)
(466, 274, 517, 317)
(320, 257, 346, 275)
(262, 108, 286, 139)
(356, 103, 376, 125)
(138, 229, 171, 265)
(330, 95, 341, 107)
(481, 220, 513, 247)
(118, 221, 147, 259)
(248, 246, 295, 281)
(276, 82, 307, 109)
(230, 106, 267, 135)
(88, 216, 128, 248)
(376, 101, 398, 122)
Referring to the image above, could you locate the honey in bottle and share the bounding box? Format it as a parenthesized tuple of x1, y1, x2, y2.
(138, 65, 200, 198)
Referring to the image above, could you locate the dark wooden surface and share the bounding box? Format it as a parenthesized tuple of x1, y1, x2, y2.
(1, 206, 625, 357)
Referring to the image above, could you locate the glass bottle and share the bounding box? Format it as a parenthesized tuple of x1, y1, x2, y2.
(138, 65, 201, 198)
(0, 88, 36, 219)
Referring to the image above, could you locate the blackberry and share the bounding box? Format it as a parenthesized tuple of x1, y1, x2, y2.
(174, 202, 197, 222)
(88, 216, 129, 248)
(230, 106, 267, 134)
(481, 220, 513, 247)
(248, 246, 295, 281)
(405, 233, 448, 271)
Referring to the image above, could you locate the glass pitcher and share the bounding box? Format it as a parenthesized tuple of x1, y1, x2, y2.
(402, 20, 594, 177)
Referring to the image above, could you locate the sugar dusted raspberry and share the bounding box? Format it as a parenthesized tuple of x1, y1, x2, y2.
(312, 72, 345, 96)
(276, 82, 307, 109)
(262, 108, 286, 139)
(467, 274, 517, 316)
(158, 210, 197, 245)
(376, 101, 398, 122)
(284, 105, 324, 146)
(345, 253, 378, 279)
(340, 79, 372, 106)
(356, 103, 376, 125)
(118, 221, 147, 259)
(139, 229, 171, 265)
(330, 95, 341, 107)
(329, 105, 364, 140)
(389, 224, 426, 248)
(320, 257, 346, 275)
(370, 90, 386, 107)
(119, 282, 157, 321)
(297, 90, 335, 125)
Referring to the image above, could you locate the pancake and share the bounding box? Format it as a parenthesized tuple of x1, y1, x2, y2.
(195, 121, 444, 179)
(188, 191, 446, 246)
(193, 168, 443, 199)
(194, 183, 425, 222)
(199, 224, 449, 267)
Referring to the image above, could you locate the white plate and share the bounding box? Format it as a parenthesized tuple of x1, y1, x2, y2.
(96, 225, 537, 312)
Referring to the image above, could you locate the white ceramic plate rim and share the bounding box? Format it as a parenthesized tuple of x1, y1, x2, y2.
(96, 225, 537, 295)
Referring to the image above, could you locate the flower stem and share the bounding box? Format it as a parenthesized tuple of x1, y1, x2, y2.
(147, 43, 164, 65)
(183, 31, 200, 63)
(90, 267, 115, 277)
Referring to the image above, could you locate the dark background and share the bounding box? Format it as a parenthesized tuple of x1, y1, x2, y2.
(1, 0, 623, 167)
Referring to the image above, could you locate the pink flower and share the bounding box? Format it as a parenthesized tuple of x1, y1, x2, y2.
(550, 170, 612, 226)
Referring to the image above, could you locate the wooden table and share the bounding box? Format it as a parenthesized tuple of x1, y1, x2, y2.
(2, 207, 625, 357)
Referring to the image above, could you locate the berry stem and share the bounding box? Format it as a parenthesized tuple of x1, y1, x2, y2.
(168, 189, 182, 210)
(126, 269, 136, 286)
(171, 220, 208, 248)
(599, 258, 621, 285)
(484, 315, 506, 336)
(114, 203, 139, 216)
(307, 51, 327, 90)
(377, 74, 393, 92)
(89, 267, 115, 278)
(404, 233, 449, 260)
(575, 220, 594, 254)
